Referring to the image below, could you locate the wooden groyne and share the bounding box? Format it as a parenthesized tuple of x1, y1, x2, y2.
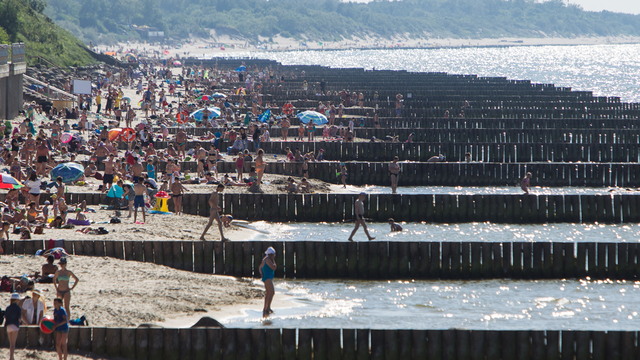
(5, 239, 640, 280)
(23, 192, 640, 224)
(2, 326, 635, 360)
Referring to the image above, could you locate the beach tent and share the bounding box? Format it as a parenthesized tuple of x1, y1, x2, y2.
(190, 107, 221, 121)
(297, 110, 328, 125)
(235, 65, 246, 72)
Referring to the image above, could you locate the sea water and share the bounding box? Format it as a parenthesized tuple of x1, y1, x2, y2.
(242, 221, 640, 243)
(222, 44, 640, 103)
(222, 278, 640, 330)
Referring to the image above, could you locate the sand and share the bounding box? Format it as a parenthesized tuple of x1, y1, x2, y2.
(0, 349, 104, 360)
(93, 35, 640, 60)
(1, 255, 265, 327)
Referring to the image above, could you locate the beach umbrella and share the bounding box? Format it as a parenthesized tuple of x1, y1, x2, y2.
(0, 174, 24, 189)
(198, 95, 211, 101)
(297, 110, 328, 125)
(50, 162, 84, 183)
(190, 107, 221, 121)
(173, 60, 182, 66)
(212, 92, 226, 98)
(60, 132, 73, 144)
(235, 65, 246, 72)
(258, 109, 271, 123)
(109, 128, 123, 141)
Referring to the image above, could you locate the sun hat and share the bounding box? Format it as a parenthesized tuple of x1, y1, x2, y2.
(10, 292, 20, 300)
(32, 289, 41, 297)
(265, 247, 276, 255)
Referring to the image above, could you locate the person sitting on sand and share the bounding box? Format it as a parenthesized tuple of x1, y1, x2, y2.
(75, 208, 87, 222)
(286, 177, 298, 193)
(388, 218, 403, 232)
(26, 202, 44, 223)
(223, 174, 248, 187)
(40, 255, 58, 283)
(427, 154, 445, 162)
(50, 216, 64, 229)
(299, 178, 311, 193)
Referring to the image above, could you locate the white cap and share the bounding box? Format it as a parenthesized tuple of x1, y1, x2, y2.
(10, 292, 20, 300)
(265, 247, 276, 255)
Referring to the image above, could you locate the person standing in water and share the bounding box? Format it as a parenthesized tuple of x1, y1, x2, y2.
(259, 247, 277, 318)
(521, 172, 532, 194)
(389, 156, 400, 194)
(200, 184, 229, 242)
(348, 192, 375, 241)
(388, 218, 403, 232)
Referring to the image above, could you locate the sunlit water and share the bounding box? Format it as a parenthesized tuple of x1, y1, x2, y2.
(345, 185, 634, 195)
(217, 44, 640, 103)
(243, 221, 640, 243)
(223, 278, 640, 330)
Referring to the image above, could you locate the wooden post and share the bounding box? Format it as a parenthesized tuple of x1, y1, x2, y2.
(149, 328, 164, 360)
(428, 330, 443, 360)
(92, 327, 107, 355)
(184, 241, 194, 272)
(236, 328, 252, 360)
(120, 328, 136, 360)
(106, 328, 122, 358)
(208, 328, 222, 360)
(78, 327, 92, 352)
(164, 329, 180, 360)
(192, 328, 207, 360)
(343, 329, 356, 360)
(251, 329, 266, 360)
(298, 329, 312, 360)
(312, 329, 328, 360)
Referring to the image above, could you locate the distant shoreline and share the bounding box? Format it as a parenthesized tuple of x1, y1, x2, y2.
(94, 35, 640, 59)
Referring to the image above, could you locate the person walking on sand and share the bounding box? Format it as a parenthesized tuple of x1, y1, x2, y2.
(53, 257, 79, 321)
(389, 156, 400, 194)
(521, 172, 532, 194)
(53, 298, 69, 360)
(348, 192, 375, 241)
(200, 184, 229, 242)
(5, 292, 22, 360)
(259, 247, 277, 318)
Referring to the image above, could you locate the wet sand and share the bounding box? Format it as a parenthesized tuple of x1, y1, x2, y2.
(1, 256, 265, 327)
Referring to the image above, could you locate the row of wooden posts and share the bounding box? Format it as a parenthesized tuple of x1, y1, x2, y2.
(6, 239, 640, 280)
(2, 326, 639, 360)
(106, 160, 640, 188)
(136, 139, 640, 163)
(21, 192, 640, 224)
(162, 126, 640, 145)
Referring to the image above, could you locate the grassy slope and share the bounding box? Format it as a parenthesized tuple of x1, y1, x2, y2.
(1, 0, 94, 67)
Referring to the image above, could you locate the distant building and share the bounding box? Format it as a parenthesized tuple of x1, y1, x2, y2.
(132, 25, 165, 42)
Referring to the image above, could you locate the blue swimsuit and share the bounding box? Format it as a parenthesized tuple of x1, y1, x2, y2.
(262, 262, 274, 282)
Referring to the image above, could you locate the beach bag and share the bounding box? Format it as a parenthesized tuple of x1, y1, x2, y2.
(110, 217, 121, 224)
(0, 276, 11, 292)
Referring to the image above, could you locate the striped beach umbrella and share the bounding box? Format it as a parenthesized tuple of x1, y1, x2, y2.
(0, 174, 24, 189)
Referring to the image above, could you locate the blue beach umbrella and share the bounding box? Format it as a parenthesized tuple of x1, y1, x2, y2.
(50, 162, 85, 183)
(211, 92, 227, 98)
(297, 110, 328, 125)
(190, 107, 221, 121)
(235, 65, 246, 72)
(258, 109, 271, 123)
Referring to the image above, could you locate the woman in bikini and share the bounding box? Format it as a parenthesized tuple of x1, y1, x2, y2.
(255, 149, 266, 187)
(53, 257, 79, 320)
(259, 247, 277, 318)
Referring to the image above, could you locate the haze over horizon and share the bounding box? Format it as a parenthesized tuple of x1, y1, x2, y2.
(343, 0, 640, 15)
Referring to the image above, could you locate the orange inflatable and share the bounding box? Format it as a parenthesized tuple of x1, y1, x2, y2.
(176, 111, 189, 124)
(121, 127, 136, 142)
(282, 103, 294, 115)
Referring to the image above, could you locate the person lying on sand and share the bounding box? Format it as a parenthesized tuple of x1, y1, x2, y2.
(223, 174, 248, 187)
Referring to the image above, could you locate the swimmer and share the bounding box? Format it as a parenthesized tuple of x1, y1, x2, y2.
(388, 218, 403, 232)
(521, 172, 532, 194)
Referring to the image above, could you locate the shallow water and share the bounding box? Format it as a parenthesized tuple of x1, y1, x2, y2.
(223, 278, 640, 330)
(244, 221, 640, 243)
(345, 185, 633, 195)
(218, 44, 640, 103)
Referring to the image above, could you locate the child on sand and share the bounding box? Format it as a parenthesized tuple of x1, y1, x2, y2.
(133, 182, 147, 224)
(521, 172, 532, 194)
(53, 298, 69, 360)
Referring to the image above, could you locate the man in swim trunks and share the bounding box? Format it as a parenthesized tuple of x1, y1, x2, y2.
(200, 184, 229, 241)
(170, 177, 187, 215)
(35, 139, 49, 177)
(176, 128, 187, 159)
(389, 156, 400, 194)
(102, 154, 116, 193)
(348, 192, 375, 241)
(196, 145, 208, 177)
(133, 181, 146, 224)
(131, 157, 143, 183)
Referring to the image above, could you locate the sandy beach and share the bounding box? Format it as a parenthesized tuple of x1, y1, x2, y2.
(93, 35, 640, 60)
(1, 255, 265, 327)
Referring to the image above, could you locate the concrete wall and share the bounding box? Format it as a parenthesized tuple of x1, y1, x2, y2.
(6, 63, 25, 119)
(0, 43, 25, 120)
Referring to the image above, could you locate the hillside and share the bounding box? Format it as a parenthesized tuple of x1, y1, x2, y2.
(0, 0, 94, 66)
(43, 0, 640, 44)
